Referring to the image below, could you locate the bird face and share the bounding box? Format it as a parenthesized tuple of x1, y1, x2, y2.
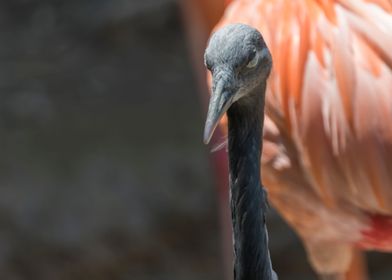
(203, 23, 272, 144)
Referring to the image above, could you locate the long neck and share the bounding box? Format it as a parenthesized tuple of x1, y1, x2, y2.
(227, 83, 274, 280)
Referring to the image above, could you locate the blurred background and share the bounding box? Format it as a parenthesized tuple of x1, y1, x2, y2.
(0, 1, 391, 279)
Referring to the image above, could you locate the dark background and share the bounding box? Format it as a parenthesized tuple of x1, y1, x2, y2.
(0, 1, 391, 279)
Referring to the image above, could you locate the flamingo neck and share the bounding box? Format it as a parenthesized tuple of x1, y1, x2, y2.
(227, 83, 274, 280)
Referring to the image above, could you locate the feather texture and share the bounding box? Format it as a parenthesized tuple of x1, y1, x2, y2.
(213, 0, 392, 275)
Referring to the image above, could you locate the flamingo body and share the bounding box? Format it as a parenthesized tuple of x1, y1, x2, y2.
(211, 0, 392, 277)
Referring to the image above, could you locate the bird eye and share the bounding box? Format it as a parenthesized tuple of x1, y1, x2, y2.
(205, 58, 213, 71)
(246, 52, 258, 68)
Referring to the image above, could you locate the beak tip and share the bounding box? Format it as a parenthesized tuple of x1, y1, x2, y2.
(203, 86, 232, 146)
(203, 127, 212, 145)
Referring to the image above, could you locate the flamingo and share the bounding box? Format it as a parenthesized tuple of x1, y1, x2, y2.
(183, 0, 392, 279)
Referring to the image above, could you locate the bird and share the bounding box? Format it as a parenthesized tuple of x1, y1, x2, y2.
(203, 23, 276, 280)
(200, 0, 392, 279)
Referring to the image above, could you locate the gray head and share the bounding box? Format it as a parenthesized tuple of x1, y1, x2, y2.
(203, 23, 272, 144)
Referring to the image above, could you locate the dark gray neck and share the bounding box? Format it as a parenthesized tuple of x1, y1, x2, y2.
(227, 82, 274, 280)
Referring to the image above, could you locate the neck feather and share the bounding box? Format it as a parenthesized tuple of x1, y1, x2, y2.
(227, 82, 274, 280)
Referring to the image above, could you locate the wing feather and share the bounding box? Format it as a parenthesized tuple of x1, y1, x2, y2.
(215, 0, 392, 239)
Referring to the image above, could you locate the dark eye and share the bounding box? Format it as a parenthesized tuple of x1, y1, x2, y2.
(205, 59, 213, 71)
(246, 54, 259, 68)
(248, 49, 257, 61)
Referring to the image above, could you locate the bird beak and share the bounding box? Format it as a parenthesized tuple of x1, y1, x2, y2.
(203, 79, 233, 144)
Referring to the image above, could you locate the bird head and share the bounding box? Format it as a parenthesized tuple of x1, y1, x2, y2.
(203, 23, 272, 144)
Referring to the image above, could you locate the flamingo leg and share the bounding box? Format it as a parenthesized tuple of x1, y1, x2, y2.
(319, 274, 345, 280)
(318, 248, 367, 280)
(345, 249, 367, 280)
